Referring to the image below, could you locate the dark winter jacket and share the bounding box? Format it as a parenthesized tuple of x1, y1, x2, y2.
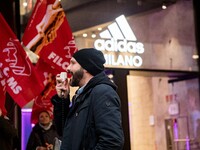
(52, 72, 124, 150)
(0, 116, 18, 150)
(51, 94, 70, 137)
(26, 123, 59, 150)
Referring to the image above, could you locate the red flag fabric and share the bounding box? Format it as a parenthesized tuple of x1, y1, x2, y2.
(22, 0, 77, 73)
(0, 13, 44, 108)
(22, 0, 77, 123)
(31, 59, 59, 124)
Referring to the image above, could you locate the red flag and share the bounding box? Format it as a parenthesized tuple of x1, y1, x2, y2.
(22, 0, 77, 73)
(31, 59, 59, 124)
(0, 13, 44, 108)
(22, 0, 77, 122)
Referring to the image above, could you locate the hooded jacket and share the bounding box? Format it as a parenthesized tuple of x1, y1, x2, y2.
(52, 72, 124, 150)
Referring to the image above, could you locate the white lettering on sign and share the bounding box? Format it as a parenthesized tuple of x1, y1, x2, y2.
(93, 15, 145, 68)
(94, 39, 144, 54)
(0, 66, 22, 94)
(0, 37, 31, 94)
(3, 39, 32, 76)
(7, 77, 22, 94)
(104, 54, 143, 67)
(168, 102, 179, 116)
(48, 52, 69, 71)
(94, 39, 144, 67)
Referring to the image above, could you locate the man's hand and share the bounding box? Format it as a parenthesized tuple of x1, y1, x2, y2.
(56, 73, 69, 98)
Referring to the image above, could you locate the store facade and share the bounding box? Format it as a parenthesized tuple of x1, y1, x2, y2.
(0, 0, 199, 150)
(73, 1, 199, 149)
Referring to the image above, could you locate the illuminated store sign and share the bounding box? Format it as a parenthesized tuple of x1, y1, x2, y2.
(94, 15, 144, 68)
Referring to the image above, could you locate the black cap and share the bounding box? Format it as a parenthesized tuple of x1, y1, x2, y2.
(73, 48, 105, 76)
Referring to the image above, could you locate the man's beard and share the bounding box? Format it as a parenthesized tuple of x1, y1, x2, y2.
(70, 68, 84, 87)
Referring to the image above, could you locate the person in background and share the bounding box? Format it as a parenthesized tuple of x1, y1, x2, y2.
(26, 110, 59, 150)
(51, 48, 124, 150)
(0, 108, 19, 150)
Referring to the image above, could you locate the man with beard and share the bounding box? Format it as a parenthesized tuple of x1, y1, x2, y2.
(51, 48, 124, 150)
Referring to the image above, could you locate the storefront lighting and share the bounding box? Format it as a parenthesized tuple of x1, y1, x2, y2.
(23, 2, 28, 7)
(108, 22, 124, 40)
(99, 30, 112, 39)
(137, 0, 142, 6)
(162, 3, 167, 9)
(192, 54, 199, 59)
(21, 108, 32, 150)
(91, 33, 96, 38)
(115, 15, 137, 41)
(82, 33, 87, 37)
(98, 27, 102, 31)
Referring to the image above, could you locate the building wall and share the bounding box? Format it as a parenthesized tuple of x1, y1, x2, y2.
(126, 0, 197, 71)
(127, 74, 199, 150)
(75, 0, 197, 72)
(152, 77, 169, 150)
(127, 75, 156, 150)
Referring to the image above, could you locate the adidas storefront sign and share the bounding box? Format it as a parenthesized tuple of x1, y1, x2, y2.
(94, 39, 144, 53)
(103, 53, 143, 67)
(94, 38, 144, 67)
(94, 15, 145, 68)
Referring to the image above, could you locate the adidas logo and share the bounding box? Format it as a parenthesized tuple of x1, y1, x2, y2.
(94, 15, 144, 67)
(99, 15, 137, 41)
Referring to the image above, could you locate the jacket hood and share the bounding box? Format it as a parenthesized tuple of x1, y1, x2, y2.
(82, 71, 117, 94)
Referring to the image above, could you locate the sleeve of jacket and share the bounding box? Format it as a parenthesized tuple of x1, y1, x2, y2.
(26, 131, 40, 150)
(92, 85, 124, 150)
(0, 117, 18, 139)
(51, 94, 70, 137)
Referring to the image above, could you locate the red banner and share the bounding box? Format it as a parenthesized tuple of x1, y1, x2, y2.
(22, 0, 77, 123)
(22, 0, 77, 73)
(0, 13, 44, 108)
(31, 59, 59, 124)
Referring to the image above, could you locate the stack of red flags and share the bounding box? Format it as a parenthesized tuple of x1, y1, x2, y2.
(0, 0, 77, 124)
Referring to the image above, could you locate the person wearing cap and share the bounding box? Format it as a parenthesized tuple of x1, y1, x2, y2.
(26, 110, 59, 150)
(51, 48, 124, 150)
